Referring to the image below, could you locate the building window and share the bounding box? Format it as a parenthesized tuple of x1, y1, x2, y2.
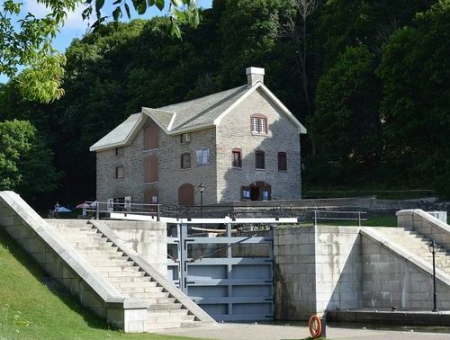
(180, 133, 191, 144)
(278, 152, 287, 171)
(181, 152, 191, 169)
(255, 151, 265, 169)
(115, 166, 124, 179)
(232, 148, 242, 168)
(196, 148, 210, 166)
(251, 115, 267, 134)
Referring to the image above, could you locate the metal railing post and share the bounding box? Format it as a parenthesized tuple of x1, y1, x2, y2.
(96, 202, 99, 220)
(157, 204, 160, 222)
(314, 210, 317, 226)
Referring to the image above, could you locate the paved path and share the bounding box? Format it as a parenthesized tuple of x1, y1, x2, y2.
(155, 322, 450, 340)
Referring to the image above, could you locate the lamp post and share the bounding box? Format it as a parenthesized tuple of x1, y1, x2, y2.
(198, 183, 205, 218)
(428, 240, 438, 312)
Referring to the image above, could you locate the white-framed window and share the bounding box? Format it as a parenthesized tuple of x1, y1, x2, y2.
(251, 115, 267, 134)
(196, 148, 210, 166)
(180, 133, 191, 144)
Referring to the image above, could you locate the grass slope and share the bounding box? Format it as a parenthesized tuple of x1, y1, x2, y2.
(0, 228, 201, 340)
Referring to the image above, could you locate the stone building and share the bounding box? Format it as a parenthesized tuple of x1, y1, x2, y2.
(90, 67, 307, 206)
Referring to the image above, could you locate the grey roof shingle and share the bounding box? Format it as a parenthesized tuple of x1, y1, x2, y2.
(90, 113, 141, 151)
(154, 85, 249, 132)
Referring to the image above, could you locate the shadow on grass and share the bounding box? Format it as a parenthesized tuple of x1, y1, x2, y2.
(0, 227, 111, 332)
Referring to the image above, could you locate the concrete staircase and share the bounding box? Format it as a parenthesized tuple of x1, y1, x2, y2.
(369, 227, 450, 276)
(48, 220, 204, 330)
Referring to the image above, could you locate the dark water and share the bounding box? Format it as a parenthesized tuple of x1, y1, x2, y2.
(327, 322, 450, 334)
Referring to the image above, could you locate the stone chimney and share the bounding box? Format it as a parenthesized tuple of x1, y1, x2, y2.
(246, 67, 265, 86)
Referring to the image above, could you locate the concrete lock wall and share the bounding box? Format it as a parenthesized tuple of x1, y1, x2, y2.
(360, 236, 450, 310)
(273, 223, 450, 319)
(273, 226, 361, 319)
(102, 220, 167, 277)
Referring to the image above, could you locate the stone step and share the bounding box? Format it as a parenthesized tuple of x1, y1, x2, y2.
(126, 291, 170, 299)
(107, 276, 153, 283)
(120, 285, 163, 293)
(75, 245, 119, 252)
(147, 303, 184, 311)
(114, 280, 158, 288)
(96, 266, 141, 274)
(68, 237, 109, 245)
(103, 270, 146, 278)
(77, 251, 127, 259)
(148, 312, 194, 324)
(89, 259, 132, 266)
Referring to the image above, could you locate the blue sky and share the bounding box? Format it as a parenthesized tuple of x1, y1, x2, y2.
(0, 0, 212, 83)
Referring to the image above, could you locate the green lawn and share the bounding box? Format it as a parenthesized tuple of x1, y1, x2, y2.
(0, 228, 204, 340)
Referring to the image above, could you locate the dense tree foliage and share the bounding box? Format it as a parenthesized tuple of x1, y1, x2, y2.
(308, 45, 381, 186)
(2, 0, 450, 207)
(378, 0, 450, 194)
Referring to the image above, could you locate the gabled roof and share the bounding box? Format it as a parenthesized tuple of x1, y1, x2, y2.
(90, 82, 307, 152)
(90, 113, 143, 151)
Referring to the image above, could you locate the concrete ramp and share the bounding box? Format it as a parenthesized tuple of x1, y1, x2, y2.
(0, 191, 214, 332)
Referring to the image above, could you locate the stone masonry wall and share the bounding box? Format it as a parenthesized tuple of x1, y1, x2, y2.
(217, 88, 302, 202)
(275, 226, 361, 319)
(96, 128, 145, 203)
(158, 127, 217, 206)
(314, 226, 361, 312)
(96, 118, 217, 205)
(274, 226, 316, 320)
(361, 236, 450, 310)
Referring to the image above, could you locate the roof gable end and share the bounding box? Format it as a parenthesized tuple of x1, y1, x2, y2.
(213, 82, 307, 134)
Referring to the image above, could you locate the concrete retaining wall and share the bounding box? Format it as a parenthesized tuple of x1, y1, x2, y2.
(0, 191, 148, 332)
(360, 227, 450, 310)
(274, 226, 361, 319)
(101, 220, 167, 277)
(274, 222, 450, 319)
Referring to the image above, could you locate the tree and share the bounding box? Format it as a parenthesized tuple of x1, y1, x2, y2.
(378, 0, 450, 193)
(0, 0, 198, 103)
(0, 120, 33, 190)
(308, 45, 380, 185)
(0, 119, 60, 204)
(316, 0, 436, 72)
(277, 0, 317, 118)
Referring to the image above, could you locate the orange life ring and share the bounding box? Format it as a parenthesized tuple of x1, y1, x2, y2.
(308, 315, 322, 339)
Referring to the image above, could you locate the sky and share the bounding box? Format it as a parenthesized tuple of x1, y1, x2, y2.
(0, 0, 212, 83)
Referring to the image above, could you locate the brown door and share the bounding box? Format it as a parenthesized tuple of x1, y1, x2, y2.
(144, 187, 158, 204)
(247, 181, 271, 201)
(178, 183, 195, 206)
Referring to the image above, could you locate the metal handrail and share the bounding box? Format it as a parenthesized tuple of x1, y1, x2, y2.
(85, 201, 367, 226)
(313, 210, 367, 226)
